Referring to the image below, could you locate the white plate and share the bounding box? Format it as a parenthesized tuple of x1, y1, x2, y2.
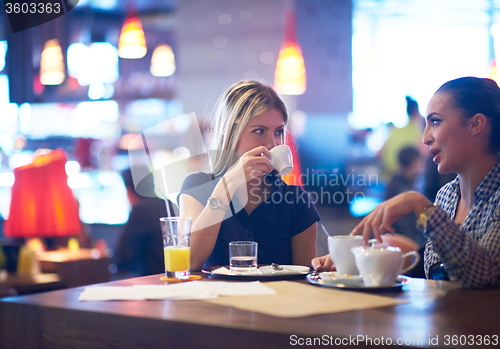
(307, 272, 411, 291)
(202, 265, 312, 280)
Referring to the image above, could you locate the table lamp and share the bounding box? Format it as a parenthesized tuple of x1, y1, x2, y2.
(4, 148, 82, 245)
(2, 150, 114, 283)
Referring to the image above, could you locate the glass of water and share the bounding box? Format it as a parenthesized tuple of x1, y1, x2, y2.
(229, 241, 258, 272)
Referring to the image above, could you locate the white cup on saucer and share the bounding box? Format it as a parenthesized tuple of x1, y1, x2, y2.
(328, 235, 364, 275)
(265, 144, 293, 175)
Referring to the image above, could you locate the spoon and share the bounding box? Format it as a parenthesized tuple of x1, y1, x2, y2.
(271, 263, 284, 271)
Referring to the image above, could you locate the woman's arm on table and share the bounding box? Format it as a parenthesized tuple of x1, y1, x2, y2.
(179, 191, 227, 271)
(311, 254, 334, 272)
(291, 222, 317, 266)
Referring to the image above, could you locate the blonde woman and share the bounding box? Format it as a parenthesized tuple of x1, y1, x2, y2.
(179, 81, 319, 270)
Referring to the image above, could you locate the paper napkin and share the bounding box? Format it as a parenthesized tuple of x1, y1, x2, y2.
(78, 280, 276, 301)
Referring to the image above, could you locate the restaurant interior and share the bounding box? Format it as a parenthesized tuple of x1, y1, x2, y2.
(1, 0, 499, 294)
(3, 1, 500, 348)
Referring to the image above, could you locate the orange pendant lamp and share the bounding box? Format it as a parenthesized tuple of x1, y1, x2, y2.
(274, 2, 306, 95)
(40, 39, 65, 85)
(150, 43, 176, 76)
(118, 7, 147, 59)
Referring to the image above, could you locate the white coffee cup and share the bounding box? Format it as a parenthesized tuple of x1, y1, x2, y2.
(266, 144, 293, 175)
(327, 235, 364, 275)
(351, 243, 420, 287)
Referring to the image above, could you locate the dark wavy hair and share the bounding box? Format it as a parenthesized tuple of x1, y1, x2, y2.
(436, 77, 500, 153)
(406, 96, 419, 117)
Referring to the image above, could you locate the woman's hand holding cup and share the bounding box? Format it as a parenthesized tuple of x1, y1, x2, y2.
(223, 146, 274, 193)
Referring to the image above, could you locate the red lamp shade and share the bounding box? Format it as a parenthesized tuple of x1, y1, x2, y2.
(4, 149, 82, 238)
(274, 5, 307, 95)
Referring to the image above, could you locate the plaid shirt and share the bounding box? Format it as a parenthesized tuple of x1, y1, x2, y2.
(424, 159, 500, 288)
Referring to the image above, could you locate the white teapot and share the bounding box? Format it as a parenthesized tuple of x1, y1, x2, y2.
(351, 242, 420, 287)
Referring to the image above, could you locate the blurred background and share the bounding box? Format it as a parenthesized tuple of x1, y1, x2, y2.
(1, 0, 499, 281)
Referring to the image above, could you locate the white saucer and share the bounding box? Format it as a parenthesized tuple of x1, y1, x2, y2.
(307, 272, 411, 291)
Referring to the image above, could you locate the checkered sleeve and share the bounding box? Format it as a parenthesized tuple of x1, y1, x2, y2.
(423, 205, 500, 288)
(423, 233, 442, 279)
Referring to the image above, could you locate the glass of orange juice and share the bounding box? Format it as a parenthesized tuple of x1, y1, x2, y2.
(160, 217, 192, 279)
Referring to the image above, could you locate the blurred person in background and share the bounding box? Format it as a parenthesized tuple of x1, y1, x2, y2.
(384, 146, 426, 277)
(378, 96, 425, 180)
(113, 167, 176, 277)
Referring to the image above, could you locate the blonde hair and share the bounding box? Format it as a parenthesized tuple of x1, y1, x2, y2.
(209, 81, 288, 177)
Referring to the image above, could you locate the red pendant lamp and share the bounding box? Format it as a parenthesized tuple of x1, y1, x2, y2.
(274, 1, 306, 95)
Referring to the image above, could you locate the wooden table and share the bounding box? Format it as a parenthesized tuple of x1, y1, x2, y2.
(37, 248, 111, 288)
(1, 274, 499, 349)
(0, 273, 64, 298)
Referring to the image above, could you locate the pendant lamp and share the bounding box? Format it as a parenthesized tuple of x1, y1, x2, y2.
(274, 1, 306, 95)
(118, 7, 147, 59)
(40, 39, 65, 85)
(150, 43, 176, 76)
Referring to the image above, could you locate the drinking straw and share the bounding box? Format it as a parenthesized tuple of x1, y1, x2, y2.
(140, 133, 176, 244)
(157, 167, 177, 245)
(158, 167, 173, 217)
(321, 224, 331, 237)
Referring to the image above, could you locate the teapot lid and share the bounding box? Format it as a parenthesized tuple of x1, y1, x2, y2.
(351, 239, 402, 256)
(368, 240, 402, 252)
(370, 240, 388, 249)
(351, 240, 401, 253)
